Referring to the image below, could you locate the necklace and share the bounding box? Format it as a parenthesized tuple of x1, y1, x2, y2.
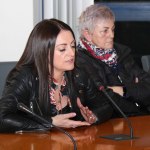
(49, 75, 72, 115)
(55, 85, 63, 114)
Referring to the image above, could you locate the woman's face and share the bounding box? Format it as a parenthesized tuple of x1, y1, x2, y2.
(89, 19, 115, 49)
(53, 30, 75, 75)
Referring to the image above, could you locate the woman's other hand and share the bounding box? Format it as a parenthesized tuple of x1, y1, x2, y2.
(107, 86, 124, 96)
(77, 98, 97, 124)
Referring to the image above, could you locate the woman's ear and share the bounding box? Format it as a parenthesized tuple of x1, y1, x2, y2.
(82, 29, 92, 42)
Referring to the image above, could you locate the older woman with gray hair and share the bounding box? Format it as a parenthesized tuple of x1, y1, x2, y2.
(76, 4, 150, 117)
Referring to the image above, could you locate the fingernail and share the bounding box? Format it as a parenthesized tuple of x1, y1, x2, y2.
(72, 113, 76, 116)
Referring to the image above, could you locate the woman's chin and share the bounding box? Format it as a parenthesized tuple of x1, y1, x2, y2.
(65, 65, 74, 71)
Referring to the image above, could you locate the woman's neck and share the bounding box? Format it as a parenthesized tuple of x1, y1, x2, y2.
(53, 72, 65, 85)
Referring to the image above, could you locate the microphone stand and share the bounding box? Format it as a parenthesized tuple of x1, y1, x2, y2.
(78, 63, 138, 140)
(100, 88, 138, 141)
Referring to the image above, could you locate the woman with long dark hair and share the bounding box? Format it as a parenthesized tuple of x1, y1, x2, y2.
(0, 19, 112, 132)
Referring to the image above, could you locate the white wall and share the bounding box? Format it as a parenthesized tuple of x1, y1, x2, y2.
(0, 0, 94, 62)
(0, 0, 34, 62)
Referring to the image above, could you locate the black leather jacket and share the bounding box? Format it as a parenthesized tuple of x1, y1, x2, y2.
(0, 66, 113, 133)
(77, 43, 150, 116)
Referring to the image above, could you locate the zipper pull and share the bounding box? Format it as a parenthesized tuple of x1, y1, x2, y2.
(118, 75, 122, 83)
(30, 102, 33, 112)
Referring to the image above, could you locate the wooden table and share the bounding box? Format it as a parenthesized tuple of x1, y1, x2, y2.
(0, 115, 150, 150)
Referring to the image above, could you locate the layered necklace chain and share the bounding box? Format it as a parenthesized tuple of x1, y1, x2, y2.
(54, 84, 63, 114)
(49, 76, 71, 114)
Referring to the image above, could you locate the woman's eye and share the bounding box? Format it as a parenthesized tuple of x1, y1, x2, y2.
(59, 49, 65, 52)
(71, 45, 76, 48)
(103, 29, 108, 33)
(100, 29, 109, 36)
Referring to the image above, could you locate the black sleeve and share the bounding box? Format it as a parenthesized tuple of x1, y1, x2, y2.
(119, 49, 150, 106)
(0, 69, 51, 133)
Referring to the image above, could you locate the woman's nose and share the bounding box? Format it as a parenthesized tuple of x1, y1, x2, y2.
(68, 47, 75, 56)
(109, 30, 114, 38)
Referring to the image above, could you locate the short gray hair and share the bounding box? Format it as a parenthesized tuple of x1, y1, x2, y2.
(78, 4, 115, 37)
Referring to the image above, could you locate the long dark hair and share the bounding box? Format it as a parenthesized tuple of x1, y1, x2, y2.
(16, 18, 76, 114)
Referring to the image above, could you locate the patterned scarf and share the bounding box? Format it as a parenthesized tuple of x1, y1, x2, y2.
(78, 39, 118, 69)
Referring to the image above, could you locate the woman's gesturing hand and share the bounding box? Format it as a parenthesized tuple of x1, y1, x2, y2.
(52, 113, 90, 128)
(107, 86, 124, 96)
(77, 98, 97, 124)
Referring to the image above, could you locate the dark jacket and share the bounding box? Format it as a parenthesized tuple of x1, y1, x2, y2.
(77, 43, 150, 117)
(0, 66, 113, 133)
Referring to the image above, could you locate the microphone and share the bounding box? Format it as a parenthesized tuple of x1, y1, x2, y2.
(17, 102, 77, 150)
(17, 102, 53, 129)
(98, 86, 138, 141)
